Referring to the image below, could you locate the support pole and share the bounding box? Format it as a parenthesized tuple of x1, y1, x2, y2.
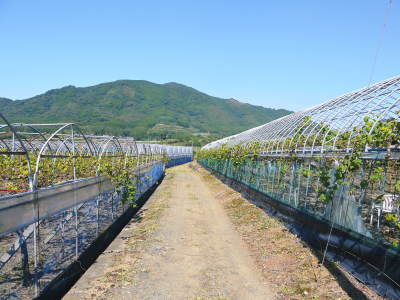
(33, 220, 39, 296)
(96, 195, 100, 236)
(60, 212, 65, 259)
(74, 206, 78, 259)
(111, 193, 114, 221)
(17, 230, 31, 287)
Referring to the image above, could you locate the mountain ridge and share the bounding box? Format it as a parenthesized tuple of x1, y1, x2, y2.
(0, 80, 292, 144)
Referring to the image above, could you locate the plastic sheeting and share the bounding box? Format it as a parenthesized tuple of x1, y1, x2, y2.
(166, 155, 192, 168)
(0, 162, 165, 298)
(199, 158, 400, 298)
(0, 176, 114, 237)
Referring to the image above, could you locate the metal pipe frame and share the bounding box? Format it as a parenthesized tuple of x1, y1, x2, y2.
(203, 75, 400, 154)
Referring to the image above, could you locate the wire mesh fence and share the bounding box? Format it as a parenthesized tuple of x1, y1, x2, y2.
(0, 115, 193, 299)
(199, 75, 400, 297)
(0, 162, 164, 299)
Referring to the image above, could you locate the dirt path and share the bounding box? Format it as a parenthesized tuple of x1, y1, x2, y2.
(65, 164, 273, 300)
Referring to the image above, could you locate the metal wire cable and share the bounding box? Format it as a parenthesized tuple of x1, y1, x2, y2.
(368, 0, 393, 86)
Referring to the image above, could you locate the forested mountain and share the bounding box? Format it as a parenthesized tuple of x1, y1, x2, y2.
(1, 80, 291, 144)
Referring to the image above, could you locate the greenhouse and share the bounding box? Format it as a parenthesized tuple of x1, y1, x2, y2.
(0, 114, 192, 298)
(198, 75, 400, 298)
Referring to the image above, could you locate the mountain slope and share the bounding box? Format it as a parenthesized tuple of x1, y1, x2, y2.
(1, 80, 291, 138)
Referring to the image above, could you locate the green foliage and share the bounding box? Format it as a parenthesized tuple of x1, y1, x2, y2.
(2, 81, 291, 146)
(0, 152, 165, 207)
(123, 182, 137, 207)
(197, 113, 400, 249)
(198, 112, 400, 206)
(197, 142, 262, 167)
(299, 167, 313, 178)
(384, 214, 400, 229)
(316, 164, 335, 203)
(395, 181, 400, 193)
(370, 167, 385, 183)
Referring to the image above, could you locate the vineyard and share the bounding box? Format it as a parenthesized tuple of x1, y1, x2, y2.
(0, 114, 192, 299)
(2, 73, 400, 298)
(198, 75, 400, 298)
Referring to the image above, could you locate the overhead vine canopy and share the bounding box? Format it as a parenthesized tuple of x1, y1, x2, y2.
(203, 75, 400, 154)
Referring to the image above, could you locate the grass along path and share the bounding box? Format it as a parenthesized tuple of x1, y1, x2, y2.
(65, 162, 381, 299)
(65, 163, 273, 299)
(195, 163, 382, 299)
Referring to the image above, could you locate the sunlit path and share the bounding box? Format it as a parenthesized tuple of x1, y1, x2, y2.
(65, 164, 273, 299)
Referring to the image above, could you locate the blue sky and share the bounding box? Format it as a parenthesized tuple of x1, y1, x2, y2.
(0, 0, 399, 111)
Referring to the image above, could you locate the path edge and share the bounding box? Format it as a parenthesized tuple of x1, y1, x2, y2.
(35, 174, 165, 300)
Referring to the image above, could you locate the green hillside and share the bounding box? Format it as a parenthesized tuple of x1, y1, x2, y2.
(0, 80, 291, 145)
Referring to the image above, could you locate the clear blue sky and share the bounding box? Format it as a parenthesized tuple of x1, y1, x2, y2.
(1, 0, 399, 111)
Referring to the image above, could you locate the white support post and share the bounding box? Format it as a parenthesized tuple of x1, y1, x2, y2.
(33, 221, 39, 296)
(96, 195, 100, 236)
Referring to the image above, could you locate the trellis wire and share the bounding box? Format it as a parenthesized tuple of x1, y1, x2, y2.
(200, 75, 400, 297)
(0, 117, 193, 298)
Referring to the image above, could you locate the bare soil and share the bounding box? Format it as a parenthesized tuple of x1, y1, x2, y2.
(64, 163, 382, 300)
(194, 163, 383, 300)
(64, 164, 273, 299)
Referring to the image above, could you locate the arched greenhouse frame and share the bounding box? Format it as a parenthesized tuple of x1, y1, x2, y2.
(0, 114, 193, 298)
(199, 75, 400, 298)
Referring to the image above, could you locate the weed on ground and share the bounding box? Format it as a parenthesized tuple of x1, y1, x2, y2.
(194, 163, 382, 300)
